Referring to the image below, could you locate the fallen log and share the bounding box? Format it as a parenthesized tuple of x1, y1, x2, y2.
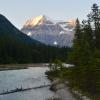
(0, 84, 51, 95)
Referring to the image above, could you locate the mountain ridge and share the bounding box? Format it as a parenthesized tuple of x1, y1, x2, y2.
(21, 15, 75, 47)
(23, 15, 54, 28)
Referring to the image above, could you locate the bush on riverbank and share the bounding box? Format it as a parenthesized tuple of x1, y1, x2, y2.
(45, 59, 70, 81)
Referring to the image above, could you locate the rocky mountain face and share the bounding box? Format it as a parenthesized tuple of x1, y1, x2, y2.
(21, 15, 75, 47)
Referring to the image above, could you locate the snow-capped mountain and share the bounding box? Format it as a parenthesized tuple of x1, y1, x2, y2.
(21, 15, 75, 47)
(23, 15, 54, 27)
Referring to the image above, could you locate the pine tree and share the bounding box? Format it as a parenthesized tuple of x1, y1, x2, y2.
(69, 18, 82, 66)
(80, 20, 95, 65)
(69, 18, 96, 92)
(87, 3, 100, 49)
(68, 18, 84, 87)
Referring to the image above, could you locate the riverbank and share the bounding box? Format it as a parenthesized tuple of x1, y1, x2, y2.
(45, 67, 76, 100)
(47, 77, 90, 100)
(45, 60, 90, 100)
(0, 63, 48, 71)
(49, 79, 76, 100)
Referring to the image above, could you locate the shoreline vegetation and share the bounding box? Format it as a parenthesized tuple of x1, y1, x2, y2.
(45, 60, 90, 100)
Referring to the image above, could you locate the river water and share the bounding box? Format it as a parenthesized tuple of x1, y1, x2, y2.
(0, 67, 56, 100)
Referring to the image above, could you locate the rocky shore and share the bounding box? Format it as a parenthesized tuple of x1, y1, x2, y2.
(49, 78, 90, 100)
(49, 79, 76, 100)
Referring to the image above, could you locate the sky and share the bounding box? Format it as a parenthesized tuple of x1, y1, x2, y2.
(0, 0, 100, 29)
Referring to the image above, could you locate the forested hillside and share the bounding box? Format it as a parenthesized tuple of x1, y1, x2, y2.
(0, 14, 70, 64)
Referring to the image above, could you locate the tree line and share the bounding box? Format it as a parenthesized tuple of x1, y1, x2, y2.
(68, 3, 100, 99)
(0, 35, 70, 64)
(46, 3, 100, 99)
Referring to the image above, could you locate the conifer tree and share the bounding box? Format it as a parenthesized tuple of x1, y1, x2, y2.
(69, 18, 82, 66)
(88, 3, 100, 49)
(69, 18, 96, 91)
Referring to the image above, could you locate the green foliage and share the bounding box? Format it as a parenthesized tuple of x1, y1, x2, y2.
(68, 3, 100, 99)
(87, 3, 100, 49)
(46, 3, 100, 99)
(68, 18, 82, 66)
(46, 59, 71, 82)
(0, 38, 70, 64)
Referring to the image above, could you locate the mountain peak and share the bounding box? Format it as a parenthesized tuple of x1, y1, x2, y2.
(22, 16, 75, 47)
(23, 15, 53, 28)
(67, 19, 76, 27)
(38, 15, 47, 19)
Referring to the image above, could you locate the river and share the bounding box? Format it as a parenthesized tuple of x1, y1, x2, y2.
(0, 67, 56, 100)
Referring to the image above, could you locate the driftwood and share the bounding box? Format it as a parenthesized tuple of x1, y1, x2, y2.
(0, 84, 51, 95)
